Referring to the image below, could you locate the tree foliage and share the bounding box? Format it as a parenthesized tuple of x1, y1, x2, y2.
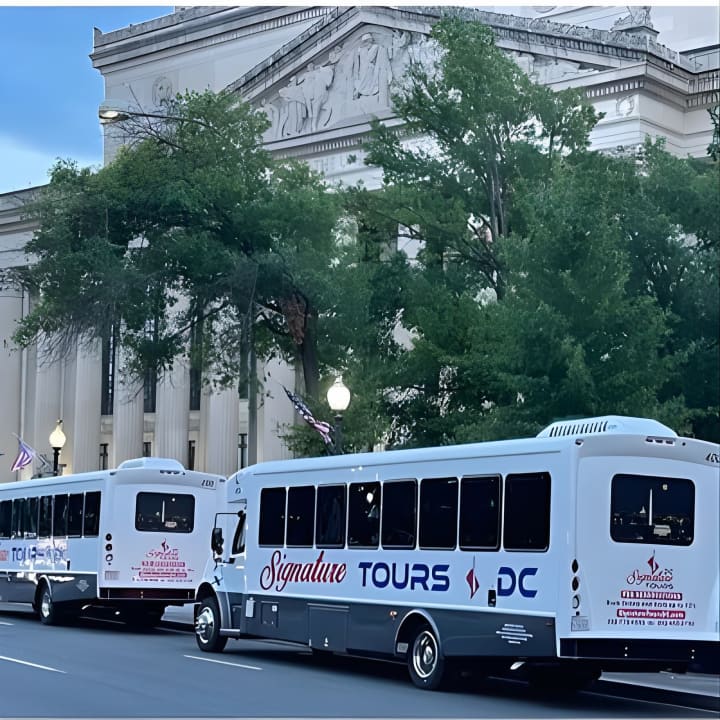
(11, 91, 343, 400)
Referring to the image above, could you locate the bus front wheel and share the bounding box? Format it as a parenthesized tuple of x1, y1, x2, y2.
(195, 596, 227, 653)
(407, 624, 446, 690)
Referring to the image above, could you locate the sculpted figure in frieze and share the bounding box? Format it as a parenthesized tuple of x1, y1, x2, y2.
(257, 27, 442, 142)
(612, 5, 653, 31)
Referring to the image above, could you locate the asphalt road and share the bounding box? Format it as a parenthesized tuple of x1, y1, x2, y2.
(0, 605, 716, 718)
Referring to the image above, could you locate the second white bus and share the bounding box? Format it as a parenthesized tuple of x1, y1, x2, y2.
(0, 457, 222, 627)
(193, 416, 719, 689)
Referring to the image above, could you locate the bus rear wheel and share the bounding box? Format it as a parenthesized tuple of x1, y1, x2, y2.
(195, 596, 227, 653)
(38, 584, 62, 626)
(407, 624, 446, 690)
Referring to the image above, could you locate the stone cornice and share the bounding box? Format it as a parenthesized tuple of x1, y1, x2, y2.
(91, 6, 336, 69)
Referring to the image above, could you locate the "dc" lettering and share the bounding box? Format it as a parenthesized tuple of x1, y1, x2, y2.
(497, 566, 538, 598)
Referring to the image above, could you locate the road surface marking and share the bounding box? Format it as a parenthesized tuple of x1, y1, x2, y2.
(0, 655, 65, 673)
(183, 654, 262, 671)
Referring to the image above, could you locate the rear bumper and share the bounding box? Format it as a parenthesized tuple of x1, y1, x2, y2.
(98, 587, 195, 602)
(560, 638, 718, 671)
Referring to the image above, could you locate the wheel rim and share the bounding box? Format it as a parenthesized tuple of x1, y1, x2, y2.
(195, 606, 216, 644)
(40, 590, 52, 619)
(412, 630, 438, 680)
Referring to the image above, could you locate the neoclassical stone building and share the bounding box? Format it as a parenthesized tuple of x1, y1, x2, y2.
(1, 5, 718, 482)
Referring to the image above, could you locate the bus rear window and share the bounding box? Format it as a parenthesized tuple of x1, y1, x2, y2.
(136, 492, 195, 533)
(611, 474, 694, 546)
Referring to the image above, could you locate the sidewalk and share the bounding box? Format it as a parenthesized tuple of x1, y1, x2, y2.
(163, 605, 719, 707)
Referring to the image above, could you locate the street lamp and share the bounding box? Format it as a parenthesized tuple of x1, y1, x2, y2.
(49, 420, 66, 476)
(327, 376, 351, 455)
(98, 101, 213, 129)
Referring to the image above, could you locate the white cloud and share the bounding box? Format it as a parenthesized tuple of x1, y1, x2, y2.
(0, 133, 101, 195)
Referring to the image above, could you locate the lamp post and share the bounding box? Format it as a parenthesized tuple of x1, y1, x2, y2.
(326, 376, 351, 455)
(49, 420, 67, 476)
(98, 101, 214, 128)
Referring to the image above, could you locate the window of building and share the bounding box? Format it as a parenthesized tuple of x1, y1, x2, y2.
(99, 443, 109, 471)
(611, 474, 694, 546)
(238, 433, 248, 470)
(188, 440, 196, 471)
(143, 441, 152, 458)
(315, 485, 346, 548)
(419, 477, 458, 550)
(286, 486, 315, 547)
(135, 492, 195, 533)
(381, 480, 417, 549)
(348, 482, 381, 548)
(503, 472, 551, 551)
(460, 475, 501, 550)
(258, 487, 286, 546)
(189, 319, 203, 412)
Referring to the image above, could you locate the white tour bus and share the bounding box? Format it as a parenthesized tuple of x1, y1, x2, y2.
(0, 457, 222, 627)
(193, 416, 719, 690)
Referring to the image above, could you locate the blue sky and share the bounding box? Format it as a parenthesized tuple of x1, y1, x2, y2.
(0, 6, 172, 194)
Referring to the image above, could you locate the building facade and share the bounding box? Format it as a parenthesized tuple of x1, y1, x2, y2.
(1, 5, 718, 482)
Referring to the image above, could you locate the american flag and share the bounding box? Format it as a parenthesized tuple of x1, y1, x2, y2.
(283, 386, 332, 445)
(11, 438, 37, 472)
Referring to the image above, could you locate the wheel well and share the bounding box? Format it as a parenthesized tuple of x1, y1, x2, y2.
(195, 582, 217, 603)
(33, 577, 49, 610)
(395, 611, 436, 657)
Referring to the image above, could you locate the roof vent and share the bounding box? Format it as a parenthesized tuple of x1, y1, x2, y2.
(117, 457, 185, 473)
(537, 416, 677, 439)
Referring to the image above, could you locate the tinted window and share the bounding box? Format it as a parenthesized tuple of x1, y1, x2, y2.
(39, 496, 53, 538)
(259, 487, 286, 546)
(24, 497, 39, 539)
(503, 473, 551, 551)
(316, 485, 346, 548)
(53, 495, 68, 537)
(419, 477, 458, 549)
(287, 486, 315, 547)
(12, 498, 25, 539)
(84, 492, 101, 537)
(348, 482, 380, 548)
(67, 494, 84, 537)
(135, 492, 195, 533)
(611, 474, 694, 546)
(381, 480, 417, 549)
(460, 475, 501, 550)
(0, 500, 11, 538)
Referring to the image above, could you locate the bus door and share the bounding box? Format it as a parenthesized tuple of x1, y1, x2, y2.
(573, 454, 717, 639)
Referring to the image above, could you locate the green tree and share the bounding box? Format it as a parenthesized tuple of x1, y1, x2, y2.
(9, 90, 342, 401)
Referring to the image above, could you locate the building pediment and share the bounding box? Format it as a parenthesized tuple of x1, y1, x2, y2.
(222, 5, 712, 152)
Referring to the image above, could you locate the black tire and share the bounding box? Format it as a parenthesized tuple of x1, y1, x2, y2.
(195, 596, 227, 653)
(407, 624, 446, 690)
(38, 584, 62, 626)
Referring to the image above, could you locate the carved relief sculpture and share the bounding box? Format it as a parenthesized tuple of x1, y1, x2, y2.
(352, 33, 392, 107)
(278, 76, 308, 136)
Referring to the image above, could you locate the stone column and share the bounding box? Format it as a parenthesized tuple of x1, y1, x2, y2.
(154, 359, 190, 464)
(112, 350, 144, 465)
(27, 342, 62, 478)
(199, 383, 239, 476)
(70, 340, 103, 472)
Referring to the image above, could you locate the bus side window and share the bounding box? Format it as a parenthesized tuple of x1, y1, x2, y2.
(24, 497, 39, 539)
(11, 498, 25, 540)
(0, 500, 12, 539)
(53, 494, 69, 538)
(38, 496, 53, 538)
(316, 485, 346, 548)
(503, 472, 551, 551)
(231, 511, 246, 554)
(348, 482, 381, 548)
(67, 494, 84, 537)
(83, 492, 101, 537)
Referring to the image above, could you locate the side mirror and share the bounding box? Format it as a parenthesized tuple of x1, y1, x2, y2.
(211, 527, 224, 556)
